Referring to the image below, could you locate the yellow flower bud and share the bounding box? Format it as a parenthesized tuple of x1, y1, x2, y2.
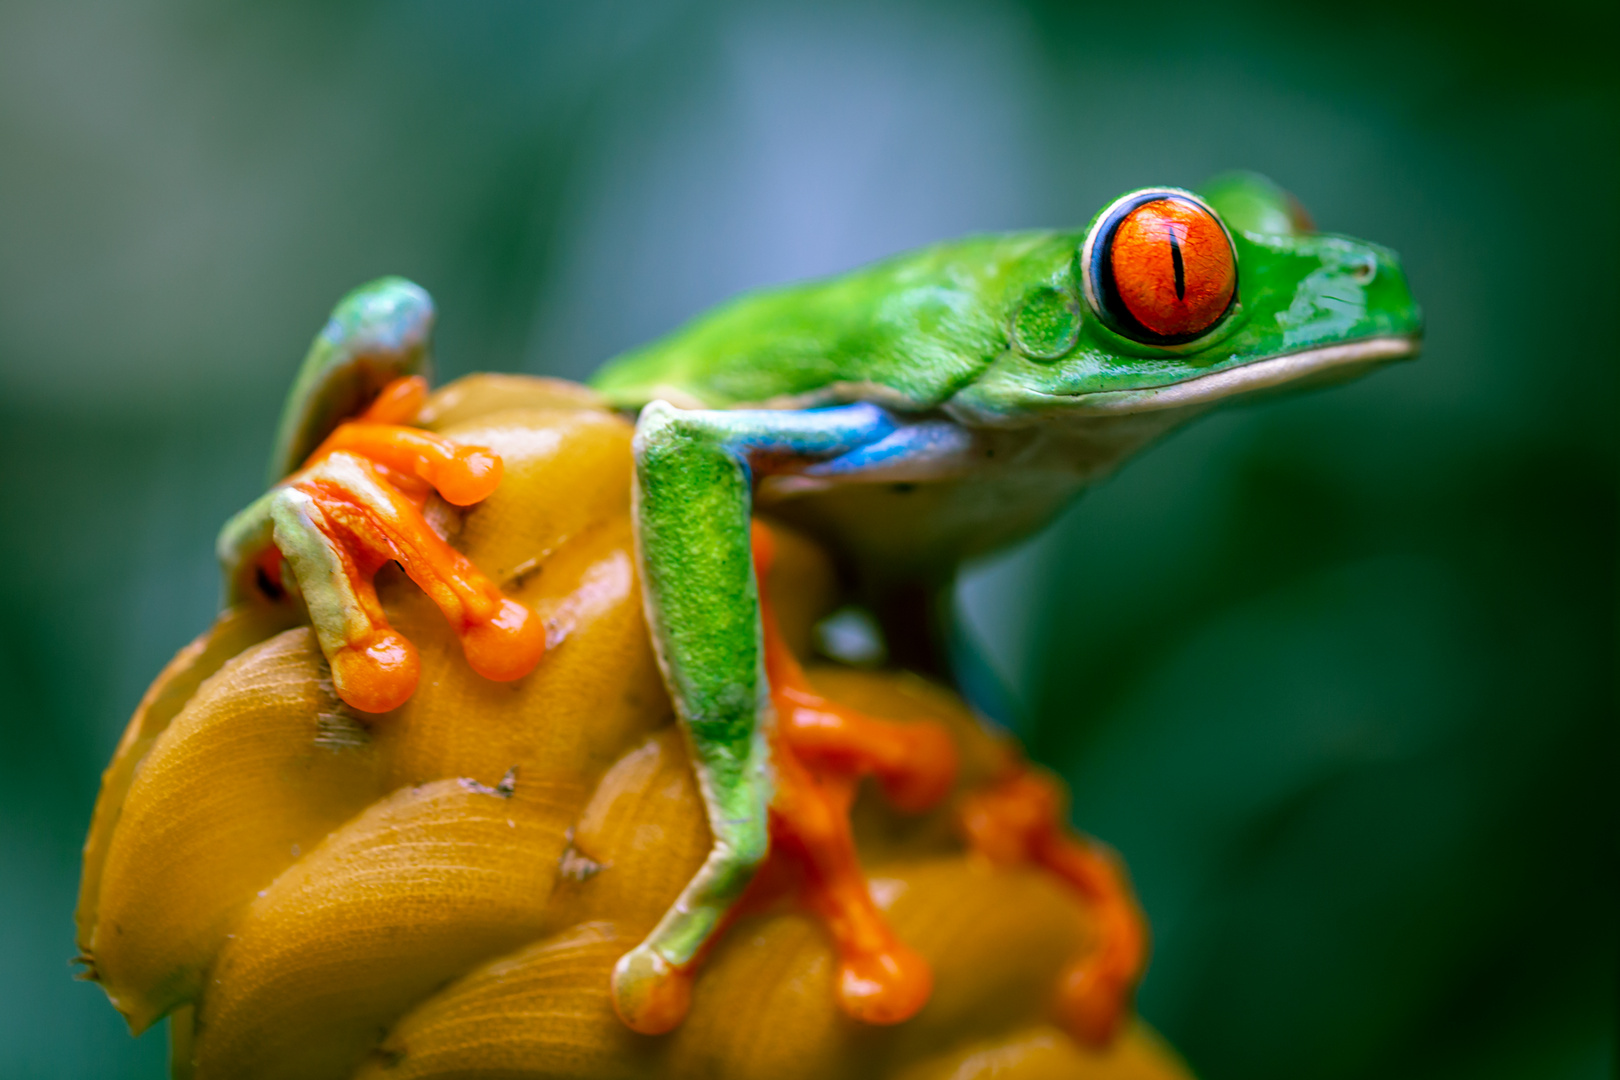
(78, 376, 1192, 1080)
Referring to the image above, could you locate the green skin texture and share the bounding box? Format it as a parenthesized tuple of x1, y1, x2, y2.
(219, 173, 1422, 1013)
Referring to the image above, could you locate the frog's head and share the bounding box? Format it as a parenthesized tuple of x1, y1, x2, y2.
(946, 173, 1421, 427)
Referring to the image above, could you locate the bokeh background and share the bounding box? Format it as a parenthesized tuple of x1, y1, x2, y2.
(0, 1, 1613, 1077)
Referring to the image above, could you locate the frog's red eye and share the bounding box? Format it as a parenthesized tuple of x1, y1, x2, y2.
(1083, 189, 1238, 345)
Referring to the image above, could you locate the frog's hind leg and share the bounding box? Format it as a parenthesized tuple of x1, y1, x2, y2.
(266, 439, 543, 713)
(265, 276, 438, 483)
(219, 278, 544, 713)
(217, 279, 436, 611)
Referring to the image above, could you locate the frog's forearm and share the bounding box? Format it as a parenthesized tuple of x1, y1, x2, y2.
(633, 401, 896, 746)
(614, 400, 898, 1033)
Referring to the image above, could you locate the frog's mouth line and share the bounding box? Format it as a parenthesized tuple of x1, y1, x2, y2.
(1068, 334, 1421, 414)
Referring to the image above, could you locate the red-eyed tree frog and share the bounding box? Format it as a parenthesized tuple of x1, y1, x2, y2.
(216, 173, 1421, 1044)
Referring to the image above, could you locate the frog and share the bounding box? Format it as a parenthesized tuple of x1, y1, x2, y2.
(215, 171, 1420, 1046)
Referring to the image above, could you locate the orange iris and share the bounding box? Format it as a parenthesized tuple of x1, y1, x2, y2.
(1108, 197, 1235, 340)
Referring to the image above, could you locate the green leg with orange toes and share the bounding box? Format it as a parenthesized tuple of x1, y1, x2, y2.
(216, 277, 544, 713)
(616, 397, 1149, 1040)
(613, 398, 943, 1033)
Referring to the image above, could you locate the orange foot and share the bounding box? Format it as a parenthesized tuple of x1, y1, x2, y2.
(257, 375, 545, 712)
(959, 767, 1149, 1047)
(751, 520, 959, 1025)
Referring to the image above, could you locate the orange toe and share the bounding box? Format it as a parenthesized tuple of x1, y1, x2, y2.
(330, 630, 420, 713)
(460, 598, 546, 682)
(1055, 958, 1131, 1048)
(611, 948, 694, 1036)
(837, 942, 934, 1025)
(427, 444, 504, 507)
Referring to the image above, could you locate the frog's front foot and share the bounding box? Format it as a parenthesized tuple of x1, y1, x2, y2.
(222, 374, 545, 712)
(959, 767, 1149, 1047)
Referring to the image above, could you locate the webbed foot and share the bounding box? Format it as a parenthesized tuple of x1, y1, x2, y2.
(958, 767, 1149, 1047)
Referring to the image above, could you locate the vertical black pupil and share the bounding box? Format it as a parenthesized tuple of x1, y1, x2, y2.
(1168, 223, 1186, 301)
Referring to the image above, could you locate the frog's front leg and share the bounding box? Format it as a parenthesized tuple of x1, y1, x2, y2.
(615, 400, 951, 1034)
(218, 278, 545, 712)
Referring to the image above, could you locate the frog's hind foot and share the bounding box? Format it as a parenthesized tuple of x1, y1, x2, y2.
(753, 520, 957, 1026)
(958, 769, 1148, 1048)
(262, 375, 544, 713)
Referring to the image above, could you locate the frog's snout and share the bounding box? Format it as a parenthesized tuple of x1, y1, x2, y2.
(1367, 244, 1423, 342)
(1319, 236, 1423, 344)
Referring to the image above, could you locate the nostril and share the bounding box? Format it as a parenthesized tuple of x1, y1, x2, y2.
(1350, 258, 1377, 284)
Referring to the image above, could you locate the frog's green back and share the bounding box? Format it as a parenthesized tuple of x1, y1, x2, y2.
(591, 231, 1079, 411)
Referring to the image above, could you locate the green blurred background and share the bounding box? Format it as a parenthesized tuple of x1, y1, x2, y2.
(0, 2, 1612, 1077)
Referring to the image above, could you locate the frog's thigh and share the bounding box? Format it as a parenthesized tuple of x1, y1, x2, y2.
(218, 276, 434, 602)
(267, 276, 435, 482)
(616, 400, 897, 1033)
(216, 489, 279, 603)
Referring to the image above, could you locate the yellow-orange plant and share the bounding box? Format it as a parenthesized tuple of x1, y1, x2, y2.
(78, 374, 1191, 1080)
